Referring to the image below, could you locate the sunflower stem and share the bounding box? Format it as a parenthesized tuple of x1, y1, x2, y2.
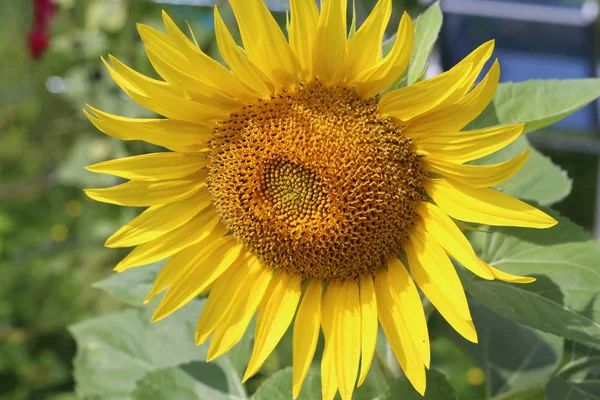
(492, 382, 546, 400)
(375, 346, 398, 386)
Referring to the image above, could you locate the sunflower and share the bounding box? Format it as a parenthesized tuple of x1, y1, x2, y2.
(84, 1, 557, 398)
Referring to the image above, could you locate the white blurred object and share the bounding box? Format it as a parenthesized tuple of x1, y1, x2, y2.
(46, 76, 67, 94)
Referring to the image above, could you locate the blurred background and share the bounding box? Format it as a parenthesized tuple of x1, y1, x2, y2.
(0, 0, 598, 399)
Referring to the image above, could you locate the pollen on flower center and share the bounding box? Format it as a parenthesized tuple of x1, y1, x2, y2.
(207, 80, 427, 281)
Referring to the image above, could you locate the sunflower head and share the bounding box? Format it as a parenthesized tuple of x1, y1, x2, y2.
(209, 80, 427, 281)
(84, 1, 557, 399)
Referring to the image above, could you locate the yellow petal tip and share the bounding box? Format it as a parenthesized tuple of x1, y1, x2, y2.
(150, 314, 160, 323)
(195, 331, 210, 346)
(241, 371, 252, 384)
(103, 238, 118, 248)
(206, 351, 217, 362)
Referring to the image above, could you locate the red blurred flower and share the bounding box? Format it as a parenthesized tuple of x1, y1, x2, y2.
(29, 27, 50, 59)
(28, 0, 56, 60)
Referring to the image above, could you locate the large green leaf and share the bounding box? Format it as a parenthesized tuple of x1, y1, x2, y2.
(131, 362, 246, 400)
(469, 79, 600, 134)
(407, 2, 442, 85)
(70, 299, 245, 400)
(463, 215, 600, 352)
(444, 303, 563, 398)
(131, 367, 206, 400)
(558, 341, 600, 381)
(546, 376, 600, 400)
(381, 369, 458, 399)
(251, 367, 320, 400)
(93, 263, 254, 377)
(93, 262, 162, 306)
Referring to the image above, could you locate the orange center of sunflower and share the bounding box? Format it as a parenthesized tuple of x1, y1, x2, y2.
(207, 80, 426, 281)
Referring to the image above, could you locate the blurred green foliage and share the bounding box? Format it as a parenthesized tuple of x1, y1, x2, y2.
(0, 1, 234, 398)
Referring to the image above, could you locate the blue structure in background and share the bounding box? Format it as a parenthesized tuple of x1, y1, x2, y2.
(439, 0, 599, 132)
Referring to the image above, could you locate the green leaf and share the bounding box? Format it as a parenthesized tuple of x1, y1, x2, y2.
(546, 376, 600, 400)
(251, 367, 320, 400)
(93, 264, 254, 377)
(473, 135, 571, 206)
(463, 215, 600, 352)
(558, 342, 600, 380)
(445, 302, 563, 398)
(226, 318, 255, 378)
(381, 369, 458, 399)
(382, 34, 396, 58)
(70, 299, 245, 400)
(131, 367, 204, 400)
(469, 79, 600, 134)
(407, 2, 442, 85)
(181, 360, 246, 399)
(131, 362, 246, 400)
(93, 262, 162, 306)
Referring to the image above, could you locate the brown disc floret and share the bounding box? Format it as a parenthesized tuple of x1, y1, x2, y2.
(208, 80, 426, 281)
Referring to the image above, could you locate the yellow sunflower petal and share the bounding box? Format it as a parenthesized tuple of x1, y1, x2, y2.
(412, 124, 525, 163)
(152, 236, 242, 321)
(293, 280, 322, 399)
(113, 208, 222, 272)
(136, 23, 189, 72)
(345, 0, 392, 81)
(422, 149, 530, 189)
(374, 268, 426, 395)
(243, 272, 302, 382)
(398, 41, 493, 117)
(84, 173, 205, 207)
(144, 47, 241, 110)
(405, 227, 478, 343)
(195, 255, 253, 345)
(313, 0, 348, 85)
(352, 12, 414, 98)
(417, 202, 493, 280)
(377, 63, 472, 121)
(454, 220, 486, 232)
(483, 261, 536, 284)
(425, 178, 558, 228)
(137, 24, 241, 109)
(144, 241, 205, 303)
(104, 56, 228, 123)
(228, 0, 300, 88)
(357, 275, 377, 387)
(289, 0, 319, 78)
(388, 258, 430, 368)
(213, 7, 274, 97)
(334, 281, 361, 400)
(106, 188, 212, 248)
(86, 152, 206, 181)
(321, 282, 340, 400)
(406, 60, 500, 134)
(207, 260, 272, 361)
(84, 106, 211, 152)
(452, 40, 495, 98)
(160, 11, 256, 102)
